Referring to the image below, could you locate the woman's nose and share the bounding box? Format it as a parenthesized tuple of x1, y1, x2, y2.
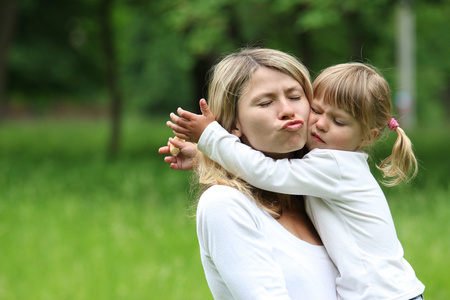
(279, 99, 295, 119)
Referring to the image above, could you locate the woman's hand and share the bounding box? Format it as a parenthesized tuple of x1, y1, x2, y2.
(166, 98, 215, 143)
(158, 138, 198, 171)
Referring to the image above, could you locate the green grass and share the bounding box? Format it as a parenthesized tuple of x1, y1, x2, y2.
(388, 185, 450, 300)
(0, 116, 449, 299)
(0, 116, 210, 299)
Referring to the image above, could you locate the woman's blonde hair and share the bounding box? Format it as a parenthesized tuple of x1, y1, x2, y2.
(195, 48, 312, 217)
(312, 62, 418, 186)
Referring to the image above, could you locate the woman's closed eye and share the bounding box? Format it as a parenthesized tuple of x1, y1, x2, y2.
(259, 100, 273, 107)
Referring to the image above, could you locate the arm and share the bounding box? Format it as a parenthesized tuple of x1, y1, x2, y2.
(198, 122, 341, 198)
(197, 186, 292, 299)
(166, 98, 215, 143)
(158, 138, 198, 171)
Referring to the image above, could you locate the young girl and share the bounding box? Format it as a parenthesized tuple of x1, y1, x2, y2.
(167, 62, 425, 299)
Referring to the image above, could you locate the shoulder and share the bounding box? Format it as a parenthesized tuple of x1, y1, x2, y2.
(197, 185, 266, 239)
(198, 185, 261, 218)
(306, 150, 372, 185)
(200, 184, 246, 199)
(301, 149, 342, 175)
(304, 148, 337, 160)
(305, 149, 368, 164)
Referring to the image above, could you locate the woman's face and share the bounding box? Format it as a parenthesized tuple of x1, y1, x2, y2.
(232, 67, 310, 159)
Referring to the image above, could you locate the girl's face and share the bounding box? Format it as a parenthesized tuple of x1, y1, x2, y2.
(232, 67, 310, 159)
(306, 96, 365, 151)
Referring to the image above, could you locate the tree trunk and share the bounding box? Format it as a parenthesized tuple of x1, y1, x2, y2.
(440, 81, 450, 124)
(297, 31, 313, 72)
(99, 0, 122, 158)
(0, 0, 18, 119)
(192, 54, 216, 113)
(396, 0, 417, 129)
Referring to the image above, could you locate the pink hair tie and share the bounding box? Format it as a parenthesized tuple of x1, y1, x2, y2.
(388, 118, 399, 131)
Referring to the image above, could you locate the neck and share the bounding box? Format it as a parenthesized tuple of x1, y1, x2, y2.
(263, 151, 296, 159)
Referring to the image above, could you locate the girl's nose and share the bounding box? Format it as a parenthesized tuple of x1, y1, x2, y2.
(315, 115, 328, 132)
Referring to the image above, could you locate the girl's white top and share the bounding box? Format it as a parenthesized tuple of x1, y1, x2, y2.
(197, 185, 339, 300)
(198, 121, 425, 300)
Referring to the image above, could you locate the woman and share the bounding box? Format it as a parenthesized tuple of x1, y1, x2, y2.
(159, 48, 338, 299)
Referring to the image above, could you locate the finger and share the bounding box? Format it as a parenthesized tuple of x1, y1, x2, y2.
(169, 113, 193, 132)
(166, 120, 188, 135)
(166, 120, 177, 131)
(164, 156, 177, 164)
(169, 112, 188, 126)
(177, 107, 199, 120)
(158, 146, 170, 154)
(199, 98, 213, 118)
(170, 163, 180, 170)
(169, 137, 186, 148)
(166, 120, 177, 132)
(171, 130, 189, 141)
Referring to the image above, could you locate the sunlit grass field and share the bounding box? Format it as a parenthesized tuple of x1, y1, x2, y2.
(0, 116, 449, 299)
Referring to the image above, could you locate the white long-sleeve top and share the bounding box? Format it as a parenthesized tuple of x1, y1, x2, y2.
(197, 184, 339, 300)
(198, 121, 425, 300)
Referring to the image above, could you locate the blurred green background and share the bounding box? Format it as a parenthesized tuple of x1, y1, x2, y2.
(0, 0, 449, 299)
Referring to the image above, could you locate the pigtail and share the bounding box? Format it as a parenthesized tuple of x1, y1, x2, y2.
(377, 124, 418, 186)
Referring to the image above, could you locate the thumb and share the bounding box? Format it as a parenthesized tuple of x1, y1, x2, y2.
(199, 98, 213, 119)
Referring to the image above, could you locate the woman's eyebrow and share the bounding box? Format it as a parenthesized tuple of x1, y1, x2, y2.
(285, 86, 303, 93)
(251, 85, 303, 102)
(252, 91, 273, 100)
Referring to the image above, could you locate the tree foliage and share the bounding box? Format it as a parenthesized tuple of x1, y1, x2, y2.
(8, 0, 103, 105)
(3, 0, 450, 123)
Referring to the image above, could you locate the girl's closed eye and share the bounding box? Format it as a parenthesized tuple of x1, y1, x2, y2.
(311, 107, 321, 114)
(334, 119, 345, 126)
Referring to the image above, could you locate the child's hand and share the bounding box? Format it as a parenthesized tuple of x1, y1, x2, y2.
(166, 99, 215, 143)
(158, 138, 198, 171)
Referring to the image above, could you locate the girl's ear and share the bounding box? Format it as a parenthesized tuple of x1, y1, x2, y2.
(360, 128, 379, 147)
(231, 119, 243, 138)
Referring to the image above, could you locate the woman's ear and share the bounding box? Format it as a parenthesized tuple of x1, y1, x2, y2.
(231, 120, 243, 138)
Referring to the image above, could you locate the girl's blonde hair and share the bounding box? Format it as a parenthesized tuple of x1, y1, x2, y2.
(195, 48, 312, 217)
(312, 62, 417, 186)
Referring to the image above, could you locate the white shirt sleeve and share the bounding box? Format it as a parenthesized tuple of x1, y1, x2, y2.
(197, 185, 292, 300)
(198, 121, 341, 198)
